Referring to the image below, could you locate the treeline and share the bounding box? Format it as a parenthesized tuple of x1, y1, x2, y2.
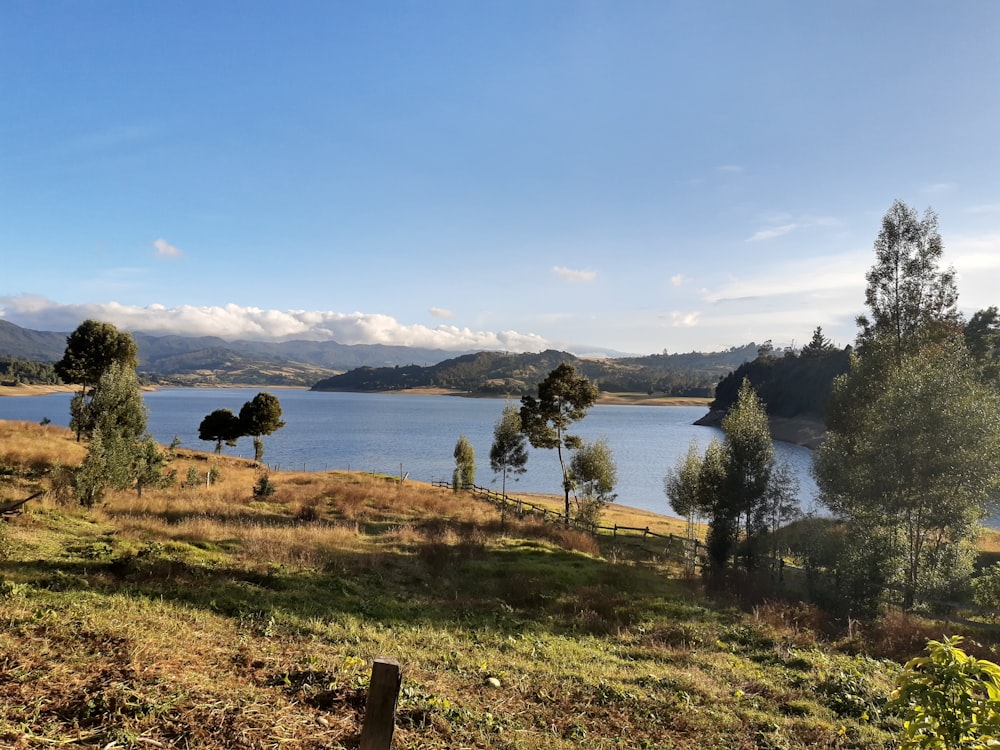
(311, 344, 760, 396)
(709, 334, 851, 420)
(0, 356, 61, 385)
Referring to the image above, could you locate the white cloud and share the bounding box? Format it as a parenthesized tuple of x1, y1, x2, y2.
(552, 266, 597, 283)
(717, 165, 743, 174)
(429, 307, 454, 319)
(670, 274, 687, 287)
(0, 296, 550, 353)
(669, 311, 700, 327)
(153, 238, 184, 257)
(748, 224, 798, 241)
(703, 251, 869, 305)
(747, 215, 839, 242)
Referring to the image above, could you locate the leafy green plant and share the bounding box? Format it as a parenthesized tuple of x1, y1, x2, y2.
(890, 635, 1000, 748)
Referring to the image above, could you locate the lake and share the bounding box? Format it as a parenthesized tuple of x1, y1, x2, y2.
(0, 388, 820, 518)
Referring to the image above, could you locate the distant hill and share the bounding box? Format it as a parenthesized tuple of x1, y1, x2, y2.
(0, 319, 760, 392)
(0, 320, 475, 387)
(312, 344, 760, 396)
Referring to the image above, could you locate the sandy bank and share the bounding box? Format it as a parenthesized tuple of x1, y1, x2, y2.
(0, 384, 76, 397)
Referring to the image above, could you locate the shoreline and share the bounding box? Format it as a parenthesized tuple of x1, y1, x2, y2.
(1, 382, 712, 408)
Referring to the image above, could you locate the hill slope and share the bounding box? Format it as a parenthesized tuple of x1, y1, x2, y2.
(312, 344, 759, 396)
(0, 421, 910, 749)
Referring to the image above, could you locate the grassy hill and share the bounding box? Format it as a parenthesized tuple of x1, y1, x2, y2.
(0, 420, 949, 748)
(312, 346, 758, 397)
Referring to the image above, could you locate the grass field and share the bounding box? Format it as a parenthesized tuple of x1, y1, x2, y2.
(0, 419, 973, 749)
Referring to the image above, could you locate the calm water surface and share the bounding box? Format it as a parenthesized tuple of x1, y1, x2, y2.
(0, 388, 820, 517)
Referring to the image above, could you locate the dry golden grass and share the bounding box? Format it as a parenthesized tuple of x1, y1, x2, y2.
(0, 420, 87, 475)
(0, 419, 943, 749)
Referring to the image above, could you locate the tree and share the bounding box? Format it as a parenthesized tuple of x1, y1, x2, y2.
(238, 392, 285, 462)
(198, 408, 243, 454)
(664, 439, 706, 544)
(520, 363, 598, 524)
(719, 378, 775, 570)
(763, 460, 800, 537)
(965, 306, 1000, 386)
(452, 434, 475, 490)
(55, 320, 139, 440)
(489, 403, 528, 530)
(569, 437, 617, 527)
(801, 326, 835, 356)
(814, 202, 1000, 613)
(132, 437, 167, 498)
(699, 438, 731, 570)
(74, 360, 151, 504)
(814, 340, 1000, 610)
(855, 200, 960, 362)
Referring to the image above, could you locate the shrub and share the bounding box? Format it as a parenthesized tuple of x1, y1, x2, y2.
(253, 470, 276, 498)
(890, 635, 1000, 748)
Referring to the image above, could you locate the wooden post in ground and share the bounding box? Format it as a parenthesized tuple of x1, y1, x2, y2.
(360, 656, 402, 750)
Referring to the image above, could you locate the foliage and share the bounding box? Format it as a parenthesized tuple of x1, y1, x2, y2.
(198, 408, 243, 454)
(520, 363, 598, 524)
(238, 392, 285, 462)
(253, 468, 276, 497)
(663, 440, 706, 543)
(814, 202, 1000, 615)
(569, 437, 617, 527)
(56, 321, 139, 440)
(815, 340, 1000, 611)
(488, 402, 528, 529)
(0, 356, 60, 385)
(971, 563, 1000, 612)
(856, 200, 960, 360)
(965, 306, 1000, 386)
(890, 635, 1000, 748)
(452, 434, 476, 490)
(700, 438, 731, 570)
(132, 437, 168, 497)
(55, 319, 139, 390)
(716, 378, 775, 570)
(72, 360, 152, 505)
(710, 340, 850, 420)
(763, 459, 801, 536)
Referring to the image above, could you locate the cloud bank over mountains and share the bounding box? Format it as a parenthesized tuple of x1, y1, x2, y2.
(0, 296, 551, 353)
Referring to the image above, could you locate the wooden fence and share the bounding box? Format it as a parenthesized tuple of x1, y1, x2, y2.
(432, 480, 704, 572)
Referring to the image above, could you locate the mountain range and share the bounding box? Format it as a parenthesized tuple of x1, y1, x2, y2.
(0, 319, 473, 387)
(0, 319, 758, 393)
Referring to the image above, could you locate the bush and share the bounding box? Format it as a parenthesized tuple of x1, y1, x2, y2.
(253, 471, 276, 498)
(890, 635, 1000, 748)
(972, 562, 1000, 614)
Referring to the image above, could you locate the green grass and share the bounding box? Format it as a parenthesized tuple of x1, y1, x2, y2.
(0, 421, 915, 748)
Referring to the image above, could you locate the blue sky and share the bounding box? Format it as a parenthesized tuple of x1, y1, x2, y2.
(2, 1, 999, 356)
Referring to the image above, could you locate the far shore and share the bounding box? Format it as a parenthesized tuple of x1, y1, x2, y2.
(0, 382, 712, 408)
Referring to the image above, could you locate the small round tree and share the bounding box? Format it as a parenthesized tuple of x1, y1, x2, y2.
(238, 392, 285, 463)
(198, 408, 243, 454)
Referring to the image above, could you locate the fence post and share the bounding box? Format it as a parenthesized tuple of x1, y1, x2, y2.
(359, 656, 402, 750)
